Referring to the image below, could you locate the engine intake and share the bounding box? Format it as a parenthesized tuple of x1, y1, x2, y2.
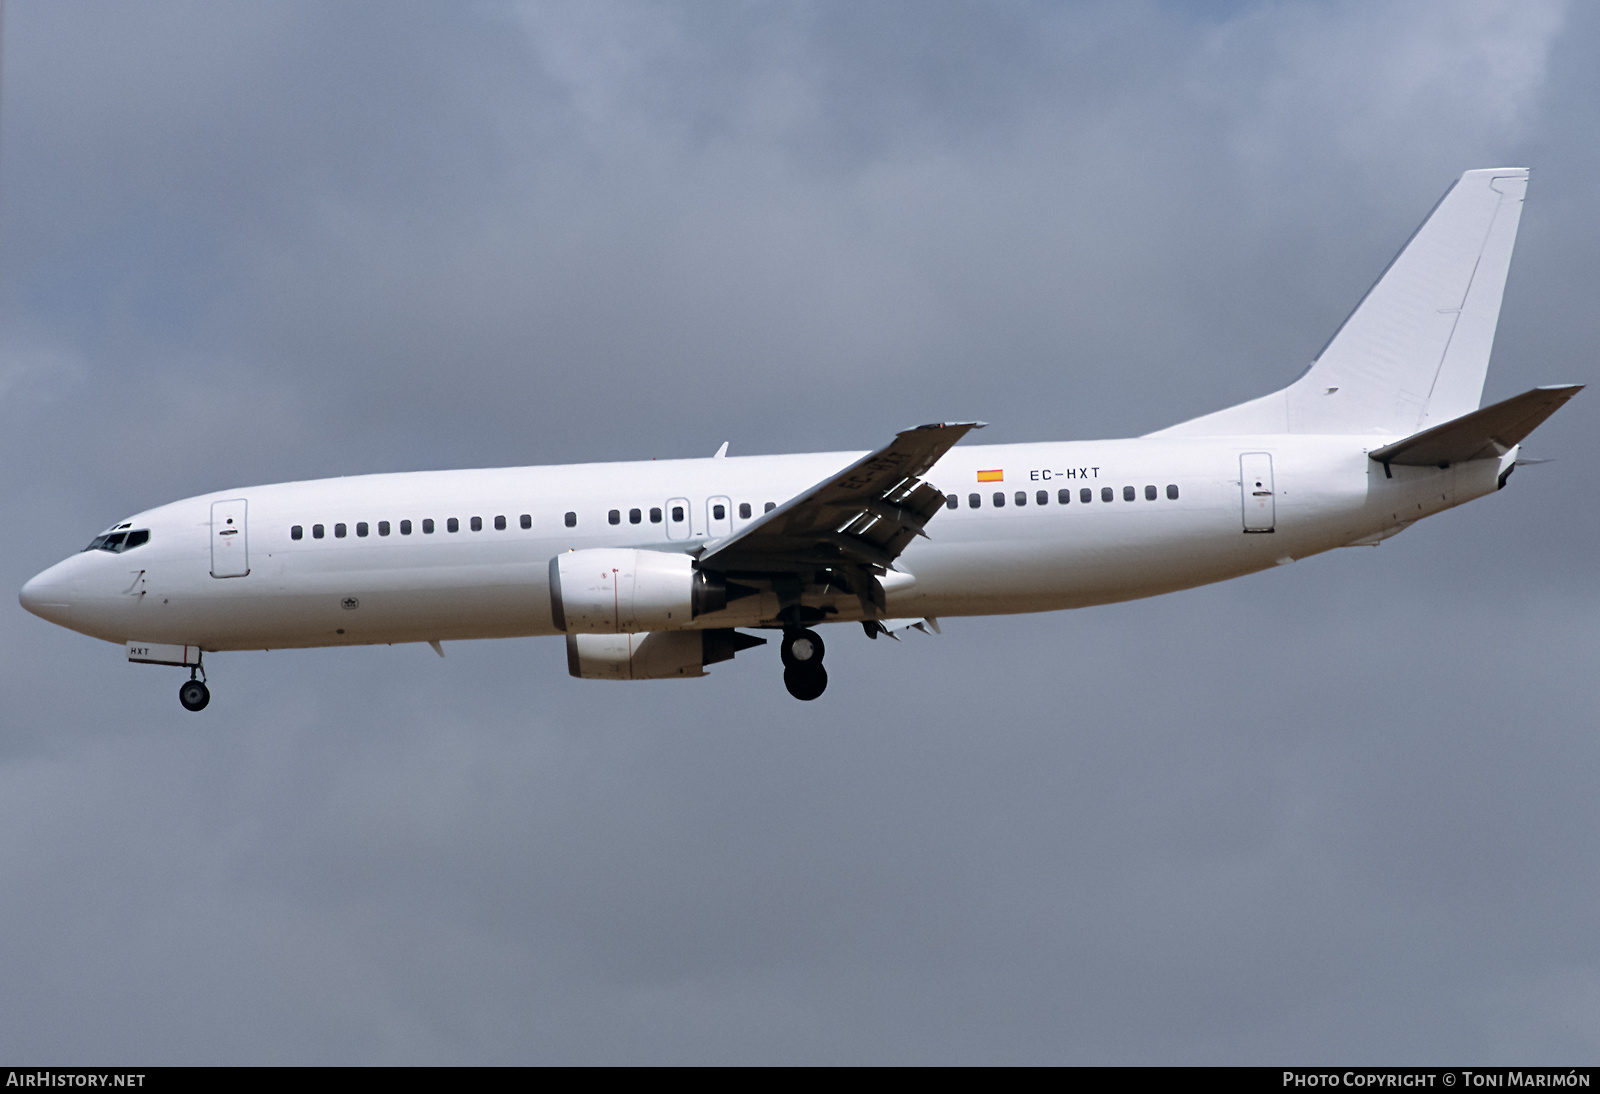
(550, 548, 718, 632)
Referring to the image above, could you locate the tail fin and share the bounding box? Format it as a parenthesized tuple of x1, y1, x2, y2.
(1154, 168, 1529, 437)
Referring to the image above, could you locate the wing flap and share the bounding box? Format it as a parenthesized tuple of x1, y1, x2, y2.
(699, 421, 982, 574)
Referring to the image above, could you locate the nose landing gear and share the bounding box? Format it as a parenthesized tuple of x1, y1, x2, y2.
(178, 665, 210, 712)
(178, 679, 210, 711)
(780, 628, 827, 701)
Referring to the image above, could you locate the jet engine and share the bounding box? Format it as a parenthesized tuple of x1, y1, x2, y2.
(566, 629, 767, 680)
(548, 549, 727, 633)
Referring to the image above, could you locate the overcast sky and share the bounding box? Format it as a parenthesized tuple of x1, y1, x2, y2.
(2, 0, 1597, 1065)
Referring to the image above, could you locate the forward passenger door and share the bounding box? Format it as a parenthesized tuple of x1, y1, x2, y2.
(210, 499, 250, 576)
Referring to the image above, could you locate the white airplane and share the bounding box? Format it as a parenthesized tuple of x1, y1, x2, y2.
(19, 168, 1580, 710)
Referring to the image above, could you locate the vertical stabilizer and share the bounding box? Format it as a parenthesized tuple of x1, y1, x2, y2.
(1153, 169, 1528, 437)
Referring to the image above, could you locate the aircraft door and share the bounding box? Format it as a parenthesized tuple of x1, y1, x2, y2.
(707, 496, 733, 539)
(210, 498, 251, 577)
(1240, 453, 1275, 533)
(665, 497, 692, 540)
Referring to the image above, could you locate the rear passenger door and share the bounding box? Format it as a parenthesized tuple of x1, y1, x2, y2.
(1240, 453, 1275, 533)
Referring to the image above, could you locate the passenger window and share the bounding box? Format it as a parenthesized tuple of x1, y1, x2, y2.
(400, 520, 412, 535)
(1015, 491, 1027, 507)
(356, 522, 369, 537)
(378, 521, 391, 536)
(520, 514, 532, 529)
(1037, 491, 1048, 506)
(494, 515, 506, 531)
(422, 519, 434, 534)
(1058, 489, 1071, 505)
(671, 506, 684, 522)
(470, 517, 482, 532)
(1166, 484, 1179, 500)
(1122, 486, 1135, 502)
(1080, 488, 1092, 504)
(313, 524, 325, 539)
(608, 510, 620, 525)
(335, 523, 347, 538)
(969, 493, 981, 509)
(1144, 485, 1157, 501)
(291, 525, 303, 541)
(649, 508, 662, 523)
(945, 494, 958, 510)
(630, 509, 642, 524)
(1100, 488, 1113, 503)
(124, 529, 149, 549)
(993, 492, 1006, 508)
(447, 518, 459, 533)
(764, 502, 776, 513)
(565, 512, 577, 528)
(712, 504, 725, 521)
(738, 503, 751, 520)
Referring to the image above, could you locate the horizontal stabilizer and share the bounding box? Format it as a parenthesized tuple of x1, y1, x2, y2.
(1368, 385, 1582, 468)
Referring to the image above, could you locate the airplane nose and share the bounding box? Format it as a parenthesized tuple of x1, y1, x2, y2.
(19, 568, 73, 625)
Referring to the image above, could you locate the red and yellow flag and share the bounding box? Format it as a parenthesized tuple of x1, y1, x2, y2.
(976, 469, 1003, 483)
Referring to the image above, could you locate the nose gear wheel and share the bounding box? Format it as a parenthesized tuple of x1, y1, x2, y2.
(178, 679, 210, 712)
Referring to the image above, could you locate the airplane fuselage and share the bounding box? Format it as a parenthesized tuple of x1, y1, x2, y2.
(20, 433, 1506, 653)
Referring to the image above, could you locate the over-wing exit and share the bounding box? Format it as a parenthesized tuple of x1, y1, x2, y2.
(20, 169, 1579, 708)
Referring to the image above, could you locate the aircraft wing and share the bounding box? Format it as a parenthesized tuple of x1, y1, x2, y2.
(697, 421, 983, 576)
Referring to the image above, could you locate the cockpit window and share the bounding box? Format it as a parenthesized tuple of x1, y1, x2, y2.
(82, 529, 150, 553)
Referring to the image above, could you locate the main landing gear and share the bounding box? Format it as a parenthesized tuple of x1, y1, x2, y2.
(178, 665, 210, 712)
(781, 628, 827, 701)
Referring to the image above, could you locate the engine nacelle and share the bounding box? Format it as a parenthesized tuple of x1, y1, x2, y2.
(566, 629, 767, 680)
(549, 549, 724, 633)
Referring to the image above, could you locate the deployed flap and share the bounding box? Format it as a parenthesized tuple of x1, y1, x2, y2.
(1369, 384, 1582, 467)
(698, 422, 983, 574)
(862, 617, 939, 640)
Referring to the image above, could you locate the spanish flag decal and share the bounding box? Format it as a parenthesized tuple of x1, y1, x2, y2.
(977, 469, 1003, 483)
